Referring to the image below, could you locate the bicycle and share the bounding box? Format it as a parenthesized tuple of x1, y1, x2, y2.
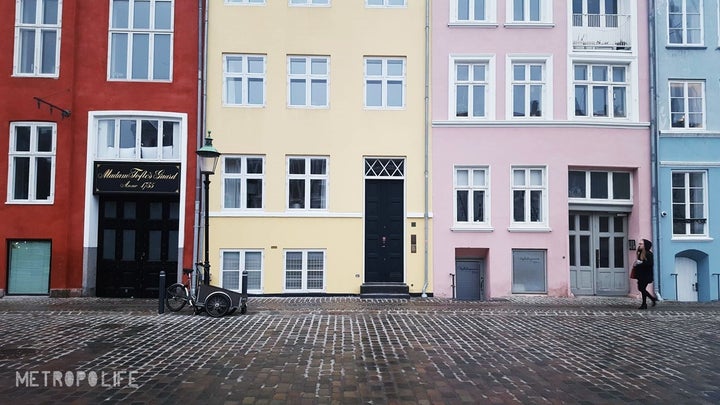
(165, 263, 246, 317)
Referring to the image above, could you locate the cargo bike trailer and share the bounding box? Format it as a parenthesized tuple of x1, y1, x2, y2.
(165, 266, 247, 317)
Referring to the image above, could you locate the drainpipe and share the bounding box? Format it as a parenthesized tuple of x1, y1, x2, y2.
(648, 0, 661, 298)
(193, 0, 210, 283)
(421, 0, 430, 298)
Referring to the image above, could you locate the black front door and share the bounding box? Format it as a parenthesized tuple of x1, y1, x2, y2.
(97, 196, 179, 298)
(365, 179, 404, 283)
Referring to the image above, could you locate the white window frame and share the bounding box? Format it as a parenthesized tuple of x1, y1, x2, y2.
(510, 166, 548, 229)
(7, 122, 56, 204)
(453, 166, 491, 229)
(13, 0, 62, 77)
(108, 0, 175, 81)
(671, 171, 708, 238)
(288, 56, 329, 108)
(364, 57, 406, 109)
(221, 250, 263, 294)
(506, 0, 552, 25)
(289, 0, 329, 6)
(507, 56, 552, 120)
(668, 0, 704, 46)
(450, 0, 497, 25)
(222, 155, 265, 210)
(223, 54, 266, 107)
(568, 170, 633, 202)
(94, 116, 182, 160)
(572, 62, 630, 120)
(669, 80, 705, 130)
(287, 156, 329, 211)
(366, 0, 406, 8)
(450, 55, 495, 120)
(284, 250, 326, 292)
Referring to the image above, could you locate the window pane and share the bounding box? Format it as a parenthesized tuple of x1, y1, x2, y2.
(110, 33, 129, 78)
(15, 127, 31, 152)
(387, 60, 403, 76)
(155, 1, 172, 29)
(112, 0, 130, 28)
(131, 34, 150, 79)
(473, 190, 484, 222)
(513, 85, 525, 116)
(153, 34, 171, 80)
(19, 29, 35, 73)
(575, 86, 587, 116)
(290, 58, 305, 74)
(590, 172, 608, 198)
(8, 241, 51, 294)
(35, 157, 52, 199)
(513, 190, 525, 221)
(472, 85, 485, 116)
(289, 159, 305, 174)
(13, 157, 30, 199)
(472, 170, 484, 186)
(248, 57, 264, 73)
(246, 252, 261, 270)
(21, 0, 37, 24)
(310, 80, 327, 106)
(592, 86, 608, 116)
(247, 179, 262, 208)
(310, 159, 326, 174)
(530, 190, 542, 221)
(224, 179, 241, 208)
(286, 252, 302, 270)
(290, 79, 306, 105)
(568, 171, 586, 198)
(311, 58, 326, 74)
(456, 190, 468, 222)
(40, 30, 57, 74)
(37, 127, 53, 152)
(247, 158, 263, 173)
(310, 179, 326, 209)
(248, 78, 263, 104)
(458, 0, 469, 20)
(456, 86, 468, 117)
(289, 180, 305, 208)
(366, 81, 382, 106)
(612, 173, 630, 199)
(224, 251, 240, 270)
(366, 60, 382, 75)
(133, 0, 151, 29)
(387, 80, 403, 107)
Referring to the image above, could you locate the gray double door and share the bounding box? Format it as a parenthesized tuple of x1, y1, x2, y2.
(569, 213, 628, 296)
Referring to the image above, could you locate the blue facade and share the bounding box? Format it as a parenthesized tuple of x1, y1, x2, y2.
(653, 0, 720, 302)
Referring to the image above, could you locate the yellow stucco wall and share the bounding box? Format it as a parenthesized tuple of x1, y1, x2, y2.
(204, 1, 431, 294)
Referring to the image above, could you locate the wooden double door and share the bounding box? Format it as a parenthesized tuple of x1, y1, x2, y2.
(96, 196, 179, 298)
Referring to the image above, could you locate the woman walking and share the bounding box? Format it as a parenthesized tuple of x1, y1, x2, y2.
(633, 239, 658, 309)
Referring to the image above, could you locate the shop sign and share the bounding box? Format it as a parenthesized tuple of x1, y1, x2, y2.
(94, 162, 181, 194)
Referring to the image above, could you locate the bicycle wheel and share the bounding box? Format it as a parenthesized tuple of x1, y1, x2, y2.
(165, 283, 188, 312)
(205, 293, 231, 318)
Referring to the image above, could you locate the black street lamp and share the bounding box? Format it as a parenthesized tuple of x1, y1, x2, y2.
(196, 133, 221, 285)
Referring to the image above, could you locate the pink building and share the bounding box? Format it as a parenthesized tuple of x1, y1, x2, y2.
(431, 1, 651, 299)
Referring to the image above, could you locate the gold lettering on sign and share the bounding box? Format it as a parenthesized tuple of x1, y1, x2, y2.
(96, 166, 180, 193)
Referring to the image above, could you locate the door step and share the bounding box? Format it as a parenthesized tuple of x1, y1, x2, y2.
(360, 283, 410, 299)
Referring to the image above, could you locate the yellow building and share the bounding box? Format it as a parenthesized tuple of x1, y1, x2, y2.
(203, 0, 430, 297)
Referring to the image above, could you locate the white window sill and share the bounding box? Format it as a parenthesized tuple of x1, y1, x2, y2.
(503, 22, 554, 28)
(451, 225, 494, 233)
(6, 200, 54, 205)
(670, 236, 714, 242)
(508, 226, 551, 233)
(448, 22, 499, 28)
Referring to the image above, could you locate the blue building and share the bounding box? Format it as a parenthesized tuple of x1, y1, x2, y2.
(652, 0, 720, 302)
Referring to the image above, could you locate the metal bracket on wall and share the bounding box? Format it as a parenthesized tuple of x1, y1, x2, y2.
(34, 97, 71, 119)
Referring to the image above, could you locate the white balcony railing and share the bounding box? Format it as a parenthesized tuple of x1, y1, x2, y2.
(572, 14, 632, 51)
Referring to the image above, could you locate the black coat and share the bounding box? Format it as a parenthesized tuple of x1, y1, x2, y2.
(635, 251, 654, 283)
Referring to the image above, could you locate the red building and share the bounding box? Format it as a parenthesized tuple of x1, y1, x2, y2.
(0, 0, 200, 297)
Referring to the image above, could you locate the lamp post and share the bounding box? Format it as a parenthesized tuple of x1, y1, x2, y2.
(196, 133, 221, 285)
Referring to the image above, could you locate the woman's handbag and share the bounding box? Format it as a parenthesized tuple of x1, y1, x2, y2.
(630, 267, 637, 279)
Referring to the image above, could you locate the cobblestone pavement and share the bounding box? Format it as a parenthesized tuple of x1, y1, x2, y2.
(1, 296, 719, 404)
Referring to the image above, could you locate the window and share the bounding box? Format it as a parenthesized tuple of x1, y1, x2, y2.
(7, 240, 51, 295)
(223, 156, 264, 210)
(672, 171, 707, 236)
(452, 0, 495, 23)
(109, 0, 173, 81)
(364, 57, 405, 109)
(8, 123, 56, 203)
(510, 61, 546, 118)
(224, 54, 266, 106)
(568, 171, 631, 201)
(574, 63, 628, 118)
(455, 167, 489, 226)
(572, 0, 620, 28)
(366, 0, 405, 7)
(95, 117, 180, 160)
(290, 0, 329, 5)
(288, 157, 328, 210)
(221, 250, 263, 293)
(284, 250, 325, 291)
(670, 81, 704, 129)
(509, 0, 550, 23)
(288, 56, 329, 107)
(14, 0, 61, 77)
(669, 0, 703, 45)
(512, 249, 546, 293)
(511, 167, 546, 225)
(453, 58, 492, 119)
